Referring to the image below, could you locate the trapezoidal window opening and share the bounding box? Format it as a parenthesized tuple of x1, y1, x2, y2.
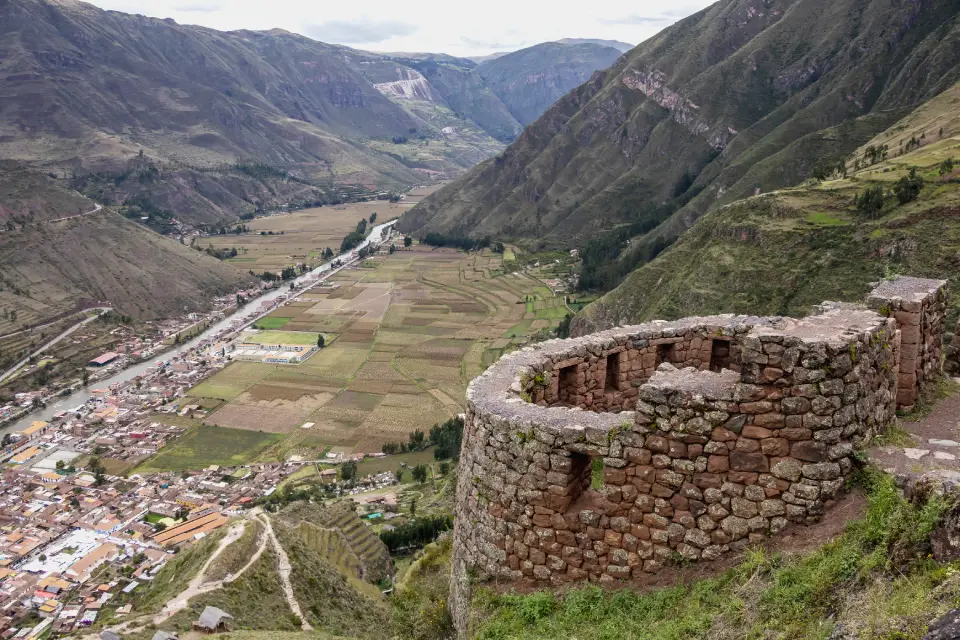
(656, 343, 675, 366)
(709, 338, 732, 372)
(604, 352, 621, 392)
(557, 364, 578, 404)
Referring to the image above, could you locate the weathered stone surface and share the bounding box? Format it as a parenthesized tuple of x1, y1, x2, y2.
(452, 277, 936, 623)
(921, 608, 960, 640)
(730, 451, 769, 472)
(791, 441, 827, 462)
(802, 463, 842, 480)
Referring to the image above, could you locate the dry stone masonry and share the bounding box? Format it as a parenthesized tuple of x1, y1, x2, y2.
(450, 277, 947, 630)
(866, 276, 947, 409)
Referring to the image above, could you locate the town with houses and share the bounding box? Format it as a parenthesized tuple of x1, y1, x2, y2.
(0, 226, 410, 640)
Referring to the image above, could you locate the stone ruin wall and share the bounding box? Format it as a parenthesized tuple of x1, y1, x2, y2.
(867, 276, 948, 408)
(450, 277, 947, 634)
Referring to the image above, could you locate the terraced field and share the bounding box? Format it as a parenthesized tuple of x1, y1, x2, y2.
(203, 199, 416, 273)
(280, 501, 392, 585)
(294, 522, 364, 580)
(171, 244, 571, 462)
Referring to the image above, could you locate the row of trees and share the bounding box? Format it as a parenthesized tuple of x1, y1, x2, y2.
(380, 417, 464, 460)
(203, 245, 238, 260)
(420, 233, 492, 252)
(209, 223, 250, 235)
(340, 230, 366, 252)
(379, 515, 453, 553)
(810, 159, 848, 181)
(340, 460, 358, 481)
(940, 158, 955, 177)
(249, 264, 303, 282)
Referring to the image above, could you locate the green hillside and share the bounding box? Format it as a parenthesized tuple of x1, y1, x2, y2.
(0, 205, 253, 328)
(574, 81, 960, 332)
(399, 0, 960, 288)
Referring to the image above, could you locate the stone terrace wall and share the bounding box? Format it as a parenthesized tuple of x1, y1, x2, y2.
(453, 309, 898, 600)
(867, 276, 948, 409)
(946, 319, 960, 376)
(450, 276, 948, 636)
(532, 320, 746, 413)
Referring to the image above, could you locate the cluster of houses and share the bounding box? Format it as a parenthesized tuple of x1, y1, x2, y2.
(0, 232, 418, 639)
(0, 288, 267, 431)
(0, 411, 332, 639)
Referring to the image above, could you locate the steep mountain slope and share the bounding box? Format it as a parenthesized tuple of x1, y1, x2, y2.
(0, 160, 92, 224)
(476, 42, 624, 126)
(386, 56, 523, 142)
(0, 0, 423, 181)
(573, 80, 960, 333)
(348, 51, 519, 165)
(400, 0, 960, 269)
(0, 167, 253, 329)
(0, 0, 632, 227)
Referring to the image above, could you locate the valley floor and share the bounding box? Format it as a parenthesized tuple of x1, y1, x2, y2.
(141, 243, 572, 469)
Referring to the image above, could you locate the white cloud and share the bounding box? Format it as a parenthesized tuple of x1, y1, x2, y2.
(171, 2, 222, 12)
(305, 19, 418, 44)
(85, 0, 714, 56)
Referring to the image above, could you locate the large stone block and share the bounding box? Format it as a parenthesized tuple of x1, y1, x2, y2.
(730, 451, 769, 472)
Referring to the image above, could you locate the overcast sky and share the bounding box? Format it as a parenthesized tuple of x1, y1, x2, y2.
(85, 0, 714, 57)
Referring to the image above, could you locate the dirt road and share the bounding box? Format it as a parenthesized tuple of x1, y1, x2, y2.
(0, 307, 112, 384)
(256, 512, 313, 631)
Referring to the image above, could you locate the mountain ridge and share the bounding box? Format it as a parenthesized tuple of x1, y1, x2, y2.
(573, 79, 960, 333)
(397, 0, 960, 286)
(1, 0, 626, 227)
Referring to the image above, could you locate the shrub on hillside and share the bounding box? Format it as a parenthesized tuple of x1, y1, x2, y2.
(390, 536, 454, 640)
(893, 166, 924, 204)
(855, 185, 886, 219)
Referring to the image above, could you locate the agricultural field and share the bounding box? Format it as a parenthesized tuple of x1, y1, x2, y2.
(171, 243, 573, 466)
(244, 330, 324, 346)
(135, 425, 285, 472)
(355, 448, 437, 479)
(200, 200, 412, 273)
(252, 316, 291, 330)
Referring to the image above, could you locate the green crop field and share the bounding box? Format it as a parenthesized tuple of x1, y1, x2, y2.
(248, 330, 322, 345)
(253, 316, 291, 329)
(135, 425, 285, 472)
(504, 319, 533, 338)
(355, 448, 437, 479)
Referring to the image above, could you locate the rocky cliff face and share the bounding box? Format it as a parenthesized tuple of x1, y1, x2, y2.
(400, 0, 960, 258)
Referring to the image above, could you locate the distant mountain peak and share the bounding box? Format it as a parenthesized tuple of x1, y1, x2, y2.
(553, 38, 634, 52)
